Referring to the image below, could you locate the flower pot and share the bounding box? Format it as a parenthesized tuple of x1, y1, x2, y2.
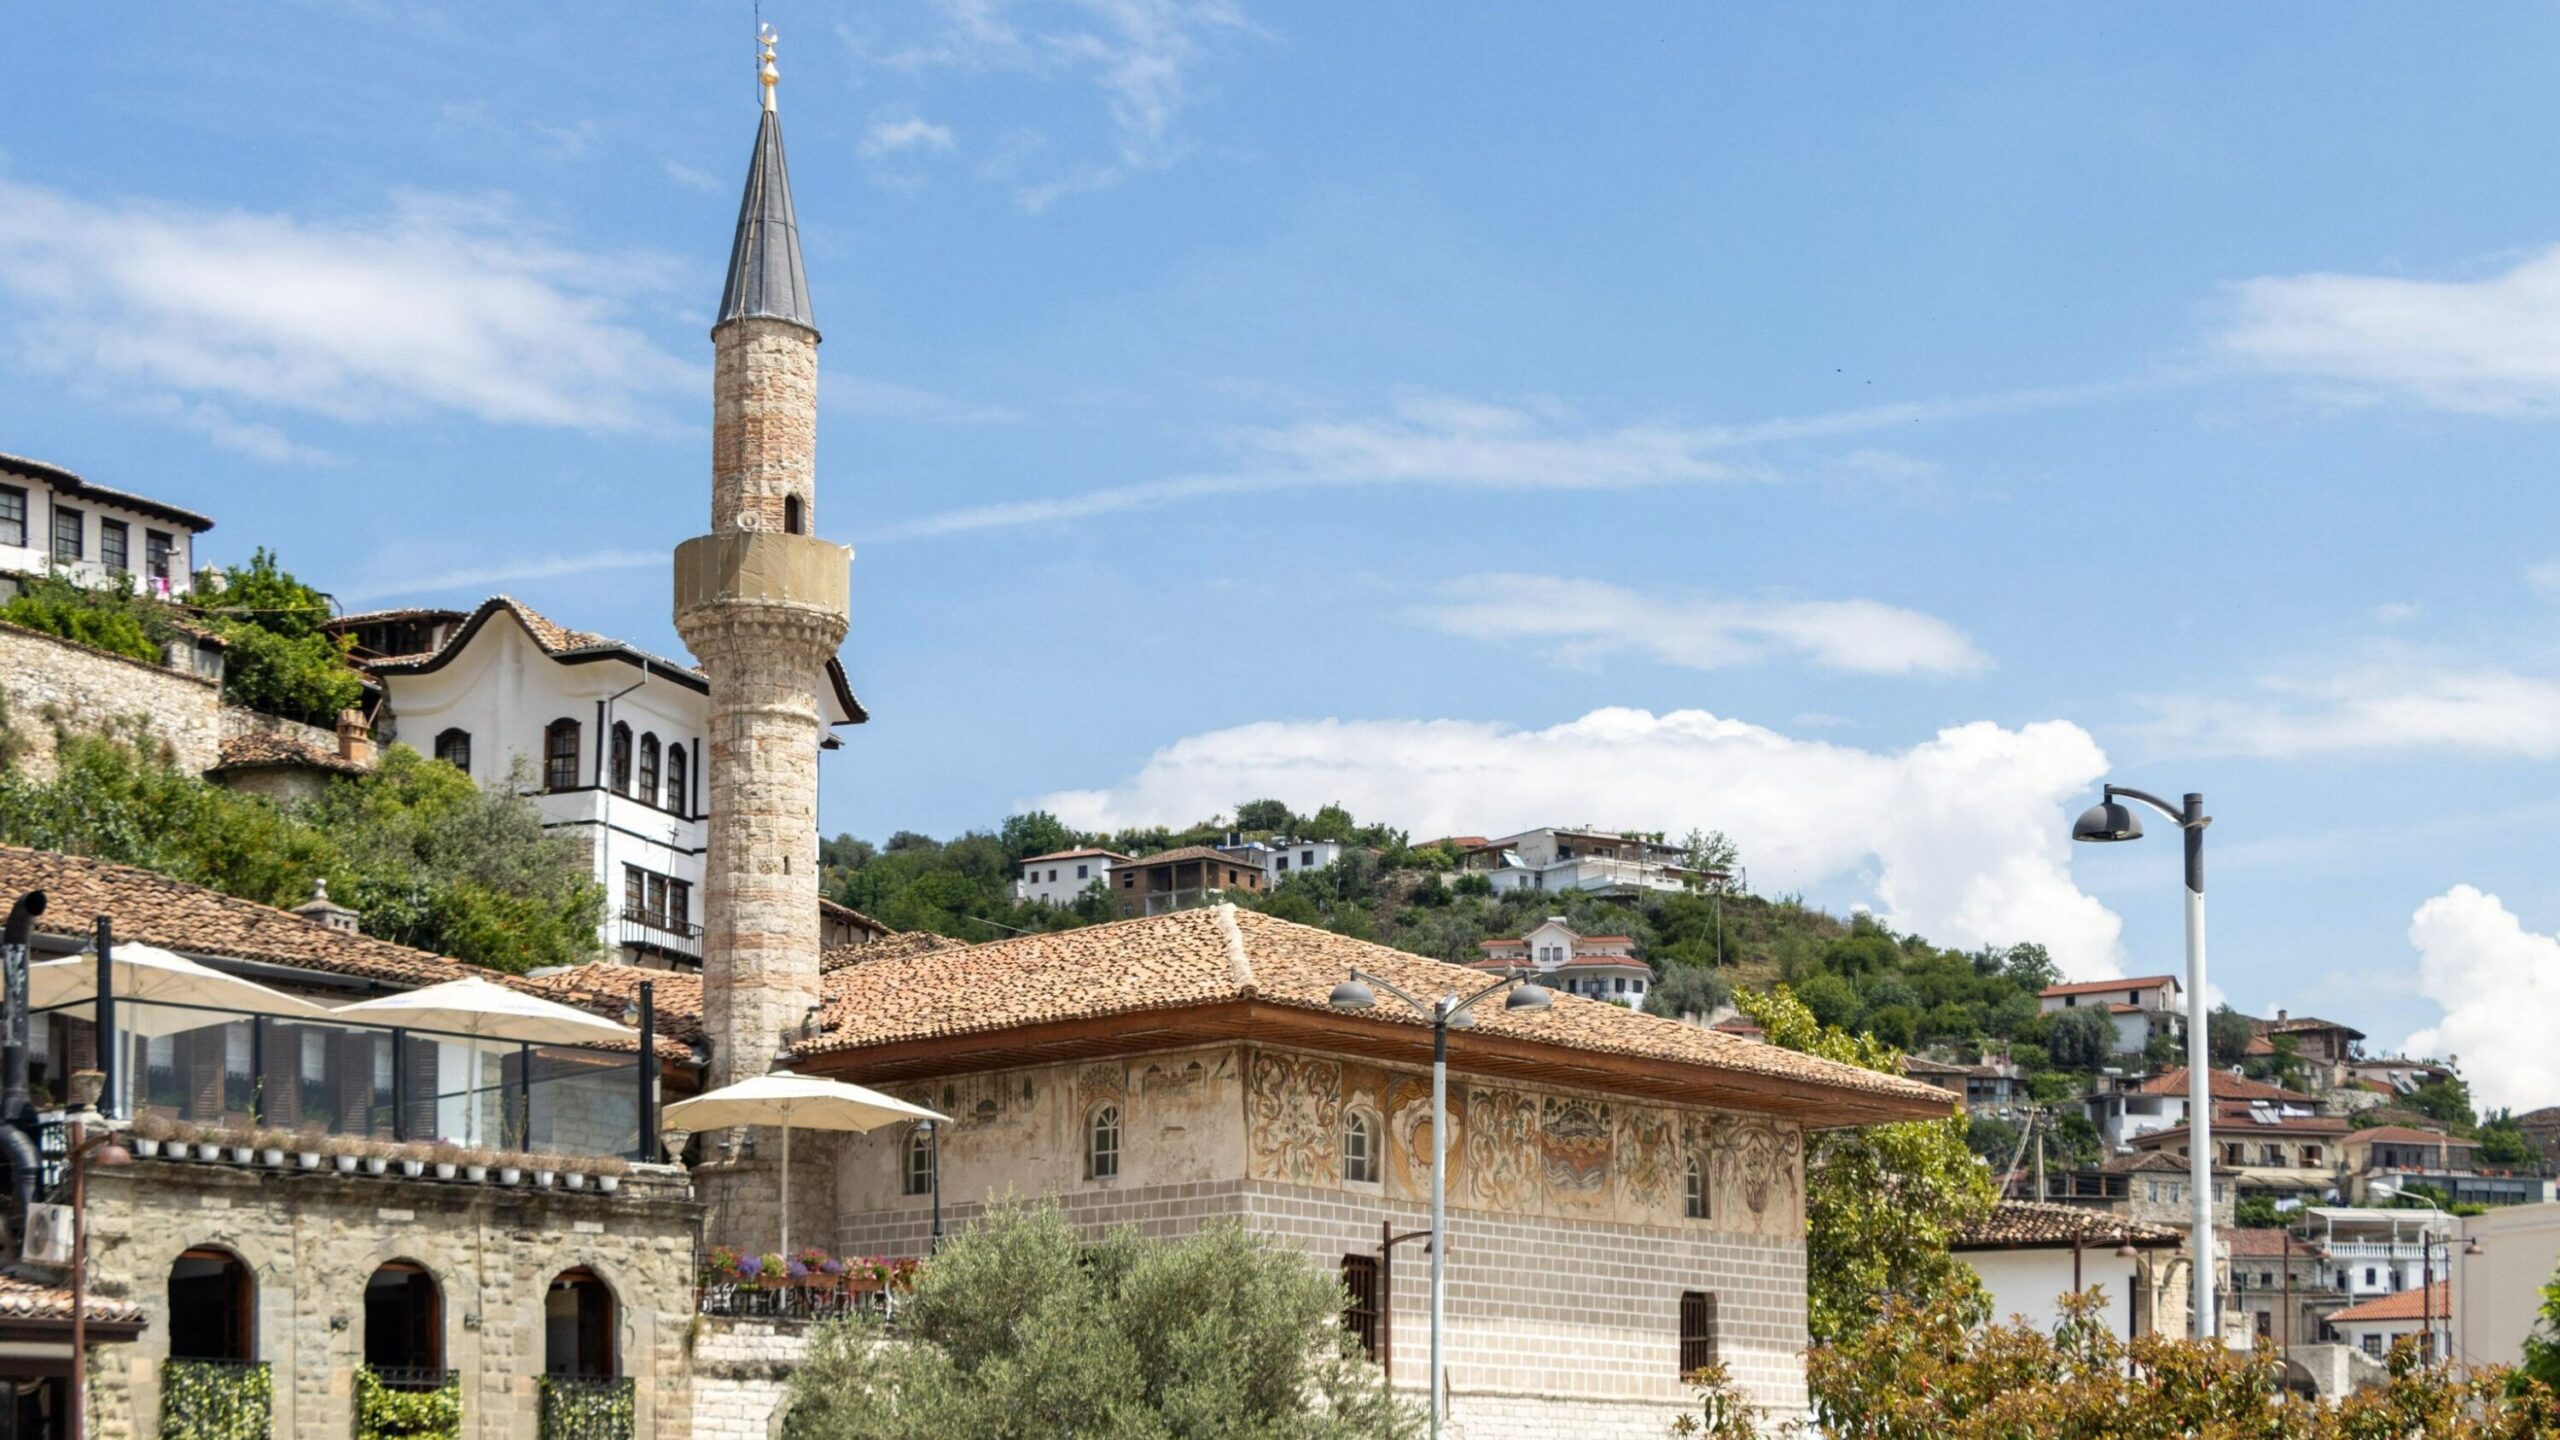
(564, 1172, 588, 1191)
(362, 1157, 390, 1176)
(335, 1154, 361, 1174)
(399, 1159, 426, 1178)
(134, 1138, 161, 1159)
(260, 1148, 286, 1167)
(297, 1151, 321, 1170)
(227, 1146, 256, 1164)
(597, 1175, 621, 1194)
(497, 1167, 523, 1185)
(196, 1143, 225, 1161)
(464, 1165, 489, 1182)
(534, 1170, 557, 1188)
(65, 1070, 105, 1110)
(433, 1163, 458, 1180)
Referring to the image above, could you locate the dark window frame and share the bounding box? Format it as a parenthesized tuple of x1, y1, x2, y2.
(167, 1247, 256, 1362)
(364, 1260, 445, 1373)
(609, 722, 633, 796)
(433, 728, 472, 776)
(664, 746, 688, 817)
(544, 1267, 617, 1379)
(1340, 1254, 1381, 1361)
(100, 518, 129, 573)
(146, 528, 175, 583)
(1678, 1291, 1718, 1378)
(51, 504, 83, 563)
(636, 733, 660, 807)
(0, 484, 24, 548)
(543, 719, 581, 793)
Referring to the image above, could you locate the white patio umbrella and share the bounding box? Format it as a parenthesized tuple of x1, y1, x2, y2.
(30, 941, 339, 1036)
(661, 1070, 947, 1258)
(332, 976, 636, 1144)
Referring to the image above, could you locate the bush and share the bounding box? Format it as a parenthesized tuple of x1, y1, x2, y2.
(0, 571, 167, 664)
(193, 549, 363, 723)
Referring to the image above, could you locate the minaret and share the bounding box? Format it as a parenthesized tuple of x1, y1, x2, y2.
(677, 25, 850, 1087)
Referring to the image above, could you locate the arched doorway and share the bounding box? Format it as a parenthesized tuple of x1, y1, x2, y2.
(545, 1268, 617, 1378)
(363, 1262, 445, 1380)
(167, 1248, 255, 1361)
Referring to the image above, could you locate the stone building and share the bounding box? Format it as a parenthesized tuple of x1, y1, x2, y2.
(785, 904, 1949, 1433)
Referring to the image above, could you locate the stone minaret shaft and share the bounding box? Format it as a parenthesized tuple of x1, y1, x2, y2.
(676, 58, 850, 1088)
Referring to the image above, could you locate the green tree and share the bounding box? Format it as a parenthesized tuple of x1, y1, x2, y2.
(2043, 1007, 2116, 1071)
(2208, 1005, 2257, 1068)
(1736, 986, 1992, 1345)
(781, 1201, 1418, 1440)
(193, 549, 364, 723)
(996, 810, 1078, 863)
(1644, 963, 1731, 1021)
(0, 571, 166, 663)
(1233, 798, 1296, 834)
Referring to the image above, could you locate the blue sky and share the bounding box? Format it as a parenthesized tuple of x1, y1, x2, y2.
(9, 4, 2560, 1104)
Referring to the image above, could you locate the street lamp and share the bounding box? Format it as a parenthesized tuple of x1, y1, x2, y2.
(2070, 784, 2216, 1340)
(1330, 967, 1550, 1440)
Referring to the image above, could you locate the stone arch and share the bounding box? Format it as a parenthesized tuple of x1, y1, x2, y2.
(784, 493, 807, 535)
(363, 1257, 447, 1376)
(544, 1265, 619, 1378)
(167, 1245, 257, 1361)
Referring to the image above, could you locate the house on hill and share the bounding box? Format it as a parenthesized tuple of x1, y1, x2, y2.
(2084, 1067, 2318, 1153)
(1951, 1202, 2186, 1341)
(2132, 1110, 2348, 1202)
(2037, 974, 2185, 1054)
(1011, 847, 1130, 907)
(1105, 845, 1267, 917)
(1468, 917, 1652, 1007)
(1456, 828, 1715, 897)
(2339, 1125, 2551, 1208)
(0, 451, 211, 598)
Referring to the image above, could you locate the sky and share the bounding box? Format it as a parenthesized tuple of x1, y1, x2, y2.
(7, 4, 2560, 1107)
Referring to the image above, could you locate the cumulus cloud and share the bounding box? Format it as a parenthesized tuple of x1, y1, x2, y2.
(2221, 245, 2560, 413)
(1407, 574, 1989, 677)
(1036, 706, 2124, 977)
(0, 180, 693, 433)
(2404, 886, 2560, 1111)
(863, 117, 958, 157)
(2154, 663, 2560, 759)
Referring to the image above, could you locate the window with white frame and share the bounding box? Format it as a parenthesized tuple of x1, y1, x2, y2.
(1344, 1110, 1377, 1184)
(906, 1124, 936, 1196)
(1088, 1105, 1120, 1180)
(1685, 1156, 1709, 1219)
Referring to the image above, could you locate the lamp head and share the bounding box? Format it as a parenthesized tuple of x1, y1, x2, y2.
(2115, 1234, 2140, 1259)
(1505, 983, 1553, 1012)
(1328, 974, 1376, 1011)
(2072, 798, 2143, 844)
(2465, 1237, 2484, 1257)
(92, 1139, 132, 1169)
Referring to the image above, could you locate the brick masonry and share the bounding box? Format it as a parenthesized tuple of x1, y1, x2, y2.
(0, 621, 220, 779)
(685, 1320, 809, 1440)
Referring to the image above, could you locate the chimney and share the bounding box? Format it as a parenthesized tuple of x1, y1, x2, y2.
(335, 709, 373, 767)
(292, 878, 360, 936)
(2277, 1009, 2288, 1024)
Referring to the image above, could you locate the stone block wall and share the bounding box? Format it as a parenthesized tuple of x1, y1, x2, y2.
(0, 621, 220, 779)
(81, 1158, 699, 1440)
(686, 1319, 809, 1440)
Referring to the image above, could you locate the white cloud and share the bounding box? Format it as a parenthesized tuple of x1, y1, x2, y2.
(863, 117, 958, 157)
(340, 547, 663, 603)
(663, 160, 720, 192)
(0, 180, 694, 434)
(1407, 575, 1990, 677)
(1037, 706, 2125, 978)
(2221, 245, 2560, 413)
(2528, 561, 2560, 600)
(2154, 663, 2560, 759)
(2403, 886, 2560, 1111)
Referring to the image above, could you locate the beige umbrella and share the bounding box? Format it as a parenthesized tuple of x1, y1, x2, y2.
(333, 977, 636, 1144)
(31, 942, 338, 1036)
(661, 1070, 947, 1257)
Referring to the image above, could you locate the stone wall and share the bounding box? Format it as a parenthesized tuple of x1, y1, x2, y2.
(0, 621, 220, 779)
(686, 1319, 809, 1440)
(82, 1157, 699, 1440)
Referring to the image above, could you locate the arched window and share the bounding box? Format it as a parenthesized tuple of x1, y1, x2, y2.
(905, 1123, 937, 1197)
(364, 1261, 445, 1378)
(1343, 1110, 1377, 1185)
(636, 734, 660, 807)
(784, 494, 806, 535)
(664, 745, 688, 816)
(544, 1268, 616, 1378)
(167, 1247, 255, 1361)
(1685, 1157, 1709, 1220)
(609, 722, 633, 795)
(1087, 1104, 1120, 1181)
(432, 728, 471, 776)
(543, 719, 581, 793)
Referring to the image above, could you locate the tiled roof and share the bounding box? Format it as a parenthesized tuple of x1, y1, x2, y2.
(2134, 1068, 2313, 1102)
(2328, 1282, 2448, 1326)
(817, 897, 890, 936)
(212, 731, 368, 776)
(799, 906, 1951, 1125)
(2268, 1015, 2365, 1039)
(1899, 1055, 1971, 1078)
(1018, 848, 1131, 864)
(0, 846, 466, 990)
(2344, 1126, 2478, 1148)
(0, 1271, 145, 1326)
(2224, 1228, 2323, 1258)
(2040, 975, 2179, 999)
(1952, 1201, 2183, 1251)
(820, 930, 968, 973)
(328, 607, 467, 628)
(2132, 1115, 2350, 1148)
(515, 964, 703, 1056)
(2100, 1149, 2231, 1175)
(2514, 1106, 2560, 1128)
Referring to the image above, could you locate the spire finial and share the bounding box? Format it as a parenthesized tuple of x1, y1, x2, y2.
(759, 24, 779, 112)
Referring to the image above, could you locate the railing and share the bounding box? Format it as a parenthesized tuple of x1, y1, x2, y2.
(538, 1376, 634, 1440)
(368, 1366, 461, 1393)
(695, 1280, 894, 1323)
(618, 910, 702, 962)
(162, 1357, 272, 1438)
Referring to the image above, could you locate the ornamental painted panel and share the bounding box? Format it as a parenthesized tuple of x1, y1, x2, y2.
(1721, 1117, 1800, 1232)
(1384, 1074, 1450, 1198)
(1538, 1095, 1612, 1216)
(1618, 1107, 1678, 1216)
(1246, 1051, 1342, 1185)
(1464, 1086, 1537, 1212)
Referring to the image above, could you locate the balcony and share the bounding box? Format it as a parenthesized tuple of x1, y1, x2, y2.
(539, 1376, 636, 1440)
(618, 909, 702, 963)
(160, 1358, 271, 1438)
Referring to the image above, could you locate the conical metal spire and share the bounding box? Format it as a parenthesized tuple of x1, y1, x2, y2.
(714, 29, 815, 335)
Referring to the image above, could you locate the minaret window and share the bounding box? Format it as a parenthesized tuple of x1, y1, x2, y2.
(543, 719, 581, 793)
(433, 728, 472, 776)
(784, 494, 806, 534)
(637, 734, 661, 806)
(665, 746, 688, 816)
(610, 723, 633, 795)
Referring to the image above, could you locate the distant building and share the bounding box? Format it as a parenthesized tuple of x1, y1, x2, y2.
(2036, 975, 2185, 1054)
(1469, 917, 1652, 1007)
(2084, 1067, 2318, 1154)
(2326, 1282, 2451, 1361)
(2245, 1011, 2368, 1090)
(1107, 846, 1266, 917)
(1012, 847, 1130, 907)
(2034, 1150, 2237, 1233)
(1217, 837, 1347, 886)
(2346, 1055, 2457, 1097)
(1457, 828, 1715, 897)
(2339, 1125, 2552, 1209)
(2224, 1225, 2340, 1349)
(0, 451, 212, 598)
(1951, 1202, 2186, 1341)
(2132, 1110, 2348, 1203)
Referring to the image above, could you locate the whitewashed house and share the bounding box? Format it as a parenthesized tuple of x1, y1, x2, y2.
(2039, 975, 2186, 1054)
(356, 595, 866, 968)
(0, 451, 211, 597)
(1012, 847, 1130, 906)
(1471, 917, 1653, 1006)
(1459, 828, 1711, 897)
(1218, 837, 1347, 886)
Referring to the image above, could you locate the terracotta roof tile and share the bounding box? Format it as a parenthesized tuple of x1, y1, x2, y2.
(816, 897, 890, 936)
(0, 1272, 145, 1326)
(1017, 848, 1132, 865)
(800, 905, 1951, 1125)
(2344, 1126, 2478, 1148)
(513, 964, 701, 1058)
(1953, 1201, 2183, 1250)
(2327, 1282, 2447, 1325)
(2134, 1068, 2314, 1102)
(821, 930, 969, 973)
(1125, 846, 1249, 867)
(2039, 975, 2180, 999)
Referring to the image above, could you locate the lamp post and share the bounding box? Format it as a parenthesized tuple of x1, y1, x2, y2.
(1329, 966, 1551, 1440)
(923, 1118, 943, 1251)
(2071, 785, 2216, 1339)
(66, 1113, 133, 1440)
(2370, 1178, 2480, 1362)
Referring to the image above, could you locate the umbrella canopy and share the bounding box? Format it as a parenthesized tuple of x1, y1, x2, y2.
(30, 942, 337, 1036)
(664, 1071, 946, 1258)
(330, 976, 635, 1047)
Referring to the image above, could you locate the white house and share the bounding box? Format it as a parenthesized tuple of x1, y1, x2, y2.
(0, 451, 211, 597)
(2326, 1282, 2449, 1361)
(1470, 917, 1653, 1007)
(1459, 828, 1712, 897)
(2299, 1208, 2450, 1305)
(1952, 1202, 2186, 1342)
(1013, 847, 1129, 907)
(2083, 1068, 2317, 1153)
(2038, 974, 2185, 1054)
(358, 595, 866, 968)
(1216, 837, 1346, 886)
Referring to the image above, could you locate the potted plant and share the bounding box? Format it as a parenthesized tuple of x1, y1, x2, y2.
(255, 1130, 290, 1167)
(795, 1248, 839, 1295)
(224, 1130, 257, 1164)
(130, 1114, 172, 1159)
(593, 1154, 629, 1194)
(397, 1144, 428, 1179)
(733, 1251, 765, 1290)
(531, 1155, 560, 1189)
(496, 1154, 524, 1186)
(659, 1126, 692, 1166)
(329, 1135, 361, 1175)
(429, 1142, 463, 1181)
(65, 1069, 105, 1111)
(361, 1141, 393, 1177)
(702, 1245, 744, 1287)
(462, 1149, 493, 1183)
(169, 1122, 204, 1159)
(295, 1129, 326, 1169)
